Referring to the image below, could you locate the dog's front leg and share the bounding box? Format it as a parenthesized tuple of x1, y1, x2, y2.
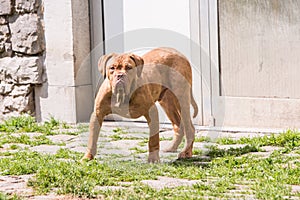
(145, 105, 160, 163)
(81, 111, 103, 160)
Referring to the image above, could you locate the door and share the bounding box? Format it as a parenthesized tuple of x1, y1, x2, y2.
(192, 0, 300, 129)
(90, 0, 203, 125)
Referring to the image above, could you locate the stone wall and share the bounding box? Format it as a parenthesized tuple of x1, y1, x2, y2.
(0, 0, 45, 120)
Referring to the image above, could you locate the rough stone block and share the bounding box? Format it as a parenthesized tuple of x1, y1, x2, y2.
(0, 57, 44, 84)
(15, 0, 41, 13)
(0, 81, 13, 94)
(0, 42, 12, 57)
(9, 14, 45, 55)
(0, 17, 7, 25)
(0, 24, 10, 54)
(0, 24, 10, 41)
(1, 90, 34, 114)
(0, 0, 13, 16)
(10, 84, 31, 96)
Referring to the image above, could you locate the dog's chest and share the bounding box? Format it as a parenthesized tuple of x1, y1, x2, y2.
(111, 101, 150, 119)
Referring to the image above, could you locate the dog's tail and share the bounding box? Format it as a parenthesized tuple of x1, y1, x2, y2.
(191, 89, 198, 118)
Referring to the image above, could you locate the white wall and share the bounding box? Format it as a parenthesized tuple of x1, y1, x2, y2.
(123, 0, 190, 36)
(123, 0, 191, 58)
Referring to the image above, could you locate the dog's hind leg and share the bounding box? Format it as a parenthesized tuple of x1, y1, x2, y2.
(177, 90, 195, 159)
(159, 90, 184, 152)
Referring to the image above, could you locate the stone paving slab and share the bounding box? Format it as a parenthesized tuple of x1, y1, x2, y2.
(141, 176, 201, 190)
(2, 143, 30, 150)
(29, 145, 64, 155)
(46, 135, 76, 144)
(11, 132, 43, 138)
(0, 175, 34, 197)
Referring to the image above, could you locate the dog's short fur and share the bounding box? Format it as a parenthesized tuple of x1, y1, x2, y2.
(82, 47, 198, 162)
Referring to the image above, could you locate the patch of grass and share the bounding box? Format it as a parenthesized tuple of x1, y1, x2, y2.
(194, 136, 211, 143)
(0, 115, 37, 133)
(0, 192, 22, 200)
(192, 148, 203, 156)
(9, 144, 21, 150)
(129, 147, 147, 154)
(217, 130, 300, 150)
(55, 148, 83, 160)
(110, 134, 123, 141)
(110, 134, 144, 141)
(0, 133, 55, 147)
(205, 145, 261, 158)
(109, 127, 141, 141)
(138, 139, 148, 147)
(159, 137, 172, 141)
(57, 123, 89, 136)
(113, 127, 128, 134)
(0, 115, 67, 135)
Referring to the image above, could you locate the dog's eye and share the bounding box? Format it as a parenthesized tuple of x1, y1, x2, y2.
(125, 65, 132, 70)
(109, 66, 115, 73)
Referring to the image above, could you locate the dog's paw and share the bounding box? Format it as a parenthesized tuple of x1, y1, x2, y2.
(80, 152, 94, 162)
(178, 150, 192, 159)
(178, 145, 193, 159)
(148, 151, 160, 163)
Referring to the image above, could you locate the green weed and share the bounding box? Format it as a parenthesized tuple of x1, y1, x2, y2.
(217, 130, 300, 150)
(194, 136, 211, 143)
(129, 147, 147, 154)
(0, 115, 62, 135)
(0, 133, 55, 147)
(0, 193, 22, 200)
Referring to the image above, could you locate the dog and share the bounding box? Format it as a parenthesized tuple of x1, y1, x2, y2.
(82, 47, 198, 162)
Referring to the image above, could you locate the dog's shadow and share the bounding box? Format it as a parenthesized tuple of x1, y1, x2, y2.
(170, 145, 261, 168)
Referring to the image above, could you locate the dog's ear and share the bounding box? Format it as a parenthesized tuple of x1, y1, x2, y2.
(98, 53, 117, 79)
(130, 54, 144, 77)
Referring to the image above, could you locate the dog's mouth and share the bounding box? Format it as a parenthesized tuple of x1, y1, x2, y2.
(112, 81, 127, 107)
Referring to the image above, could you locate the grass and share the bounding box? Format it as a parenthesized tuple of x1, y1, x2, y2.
(0, 133, 56, 147)
(194, 136, 211, 143)
(0, 115, 60, 134)
(216, 130, 300, 152)
(129, 147, 148, 154)
(1, 116, 300, 199)
(1, 144, 299, 199)
(109, 127, 146, 141)
(0, 115, 84, 147)
(0, 193, 22, 200)
(0, 114, 82, 136)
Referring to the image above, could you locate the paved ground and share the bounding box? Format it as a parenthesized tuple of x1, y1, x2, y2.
(0, 121, 298, 199)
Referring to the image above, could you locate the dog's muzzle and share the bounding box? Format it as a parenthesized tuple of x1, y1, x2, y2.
(112, 78, 126, 107)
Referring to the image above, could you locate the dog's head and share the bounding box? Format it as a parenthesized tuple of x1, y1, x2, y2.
(98, 53, 144, 107)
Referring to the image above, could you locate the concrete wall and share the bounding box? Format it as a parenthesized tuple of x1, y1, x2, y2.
(35, 0, 93, 123)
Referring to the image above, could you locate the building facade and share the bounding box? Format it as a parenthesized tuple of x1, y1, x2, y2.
(1, 0, 300, 130)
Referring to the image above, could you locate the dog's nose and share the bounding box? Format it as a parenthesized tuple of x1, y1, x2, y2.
(117, 74, 124, 79)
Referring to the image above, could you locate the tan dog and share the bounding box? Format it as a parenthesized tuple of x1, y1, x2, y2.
(82, 47, 198, 162)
